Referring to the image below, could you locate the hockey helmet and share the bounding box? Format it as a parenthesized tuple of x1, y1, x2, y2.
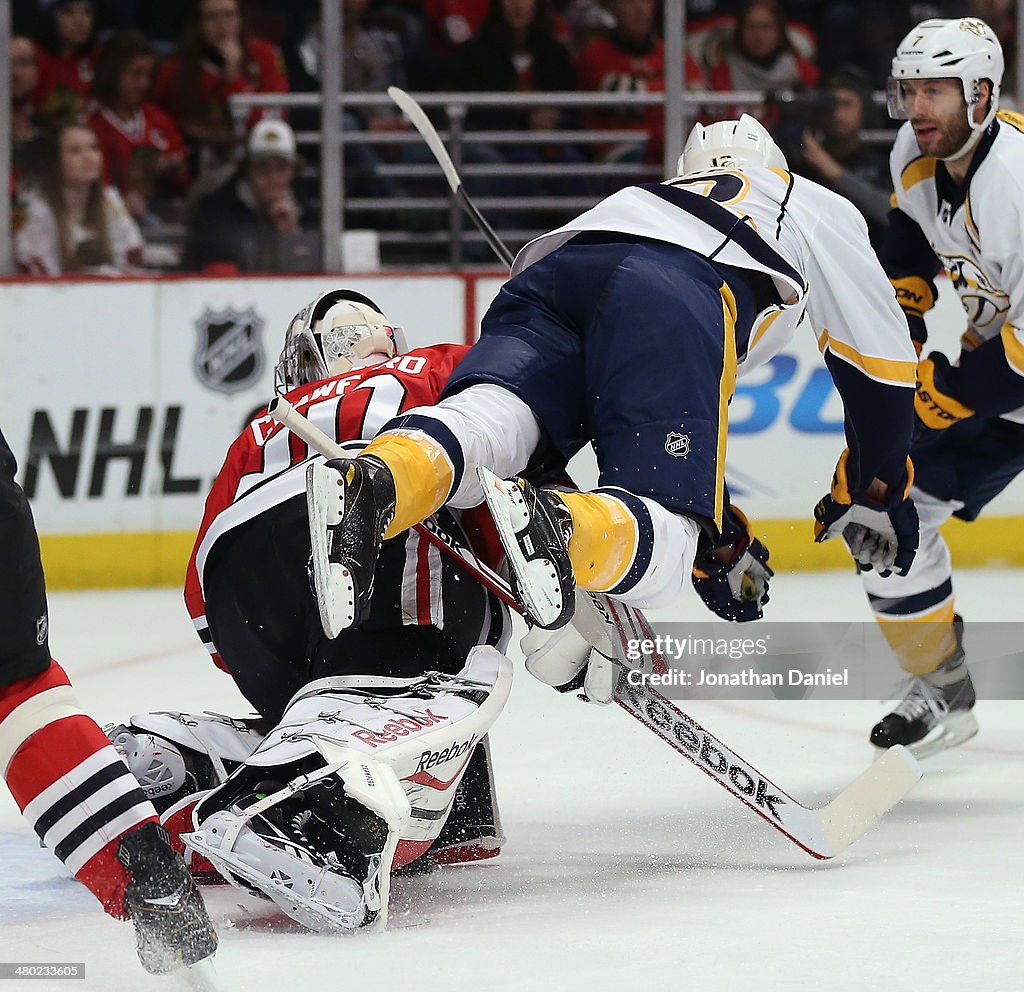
(274, 289, 407, 392)
(676, 114, 788, 177)
(888, 18, 1003, 148)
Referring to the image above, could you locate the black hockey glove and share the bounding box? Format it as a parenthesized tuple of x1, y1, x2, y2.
(813, 451, 919, 577)
(691, 504, 773, 622)
(913, 352, 974, 448)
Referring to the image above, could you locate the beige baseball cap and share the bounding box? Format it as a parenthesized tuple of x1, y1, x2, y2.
(248, 118, 297, 162)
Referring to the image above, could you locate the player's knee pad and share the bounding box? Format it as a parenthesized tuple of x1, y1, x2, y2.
(184, 645, 512, 933)
(107, 712, 266, 813)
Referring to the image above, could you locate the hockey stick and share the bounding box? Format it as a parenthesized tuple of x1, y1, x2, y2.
(268, 396, 923, 860)
(387, 86, 516, 269)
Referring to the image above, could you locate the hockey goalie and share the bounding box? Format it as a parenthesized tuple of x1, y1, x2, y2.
(109, 290, 516, 932)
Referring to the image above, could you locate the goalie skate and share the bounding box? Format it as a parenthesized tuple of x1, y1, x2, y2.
(477, 467, 575, 629)
(306, 456, 396, 637)
(186, 805, 370, 934)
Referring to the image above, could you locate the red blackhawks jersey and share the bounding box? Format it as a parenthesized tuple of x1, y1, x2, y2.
(184, 344, 487, 669)
(88, 103, 187, 195)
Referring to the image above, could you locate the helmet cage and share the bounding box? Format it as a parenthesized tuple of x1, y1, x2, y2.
(274, 289, 407, 393)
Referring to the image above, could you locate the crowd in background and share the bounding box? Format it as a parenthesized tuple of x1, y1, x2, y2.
(6, 0, 1017, 274)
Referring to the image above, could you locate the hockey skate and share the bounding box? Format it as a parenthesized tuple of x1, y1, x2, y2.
(477, 467, 575, 629)
(306, 455, 397, 636)
(870, 616, 978, 759)
(117, 822, 218, 975)
(188, 777, 375, 934)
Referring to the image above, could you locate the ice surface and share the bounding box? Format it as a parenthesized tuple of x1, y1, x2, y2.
(1, 571, 1020, 990)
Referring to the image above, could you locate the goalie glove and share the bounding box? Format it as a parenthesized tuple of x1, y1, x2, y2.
(521, 616, 615, 705)
(691, 504, 773, 622)
(914, 352, 974, 447)
(813, 450, 919, 577)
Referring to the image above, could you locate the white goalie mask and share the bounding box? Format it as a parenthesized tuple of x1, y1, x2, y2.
(887, 18, 1003, 159)
(274, 289, 408, 392)
(676, 114, 788, 177)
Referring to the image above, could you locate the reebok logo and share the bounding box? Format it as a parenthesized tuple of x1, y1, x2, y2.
(415, 735, 477, 774)
(617, 673, 786, 821)
(351, 708, 450, 748)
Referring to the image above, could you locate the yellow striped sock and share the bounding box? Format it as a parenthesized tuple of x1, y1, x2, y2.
(361, 432, 454, 539)
(556, 491, 638, 592)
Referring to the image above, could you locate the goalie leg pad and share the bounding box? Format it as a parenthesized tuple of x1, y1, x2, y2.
(186, 646, 512, 932)
(108, 711, 266, 813)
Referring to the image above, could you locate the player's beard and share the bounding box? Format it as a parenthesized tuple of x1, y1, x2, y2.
(912, 112, 974, 160)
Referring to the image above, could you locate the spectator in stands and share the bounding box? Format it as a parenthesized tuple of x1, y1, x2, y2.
(708, 0, 819, 116)
(282, 0, 410, 204)
(88, 30, 188, 225)
(181, 118, 320, 274)
(11, 36, 41, 152)
(424, 0, 489, 54)
(14, 120, 146, 276)
(577, 0, 705, 170)
(33, 0, 100, 124)
(795, 68, 891, 249)
(152, 0, 289, 190)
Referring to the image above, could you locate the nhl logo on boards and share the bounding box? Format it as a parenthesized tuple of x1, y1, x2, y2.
(194, 307, 265, 394)
(665, 430, 691, 458)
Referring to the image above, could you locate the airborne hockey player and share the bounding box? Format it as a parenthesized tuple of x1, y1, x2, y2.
(303, 116, 921, 681)
(856, 17, 1022, 757)
(110, 290, 515, 934)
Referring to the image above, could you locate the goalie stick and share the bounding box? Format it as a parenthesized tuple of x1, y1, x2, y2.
(268, 396, 923, 860)
(387, 86, 515, 268)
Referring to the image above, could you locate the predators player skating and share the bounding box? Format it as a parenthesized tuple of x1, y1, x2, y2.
(862, 17, 1023, 756)
(306, 116, 921, 669)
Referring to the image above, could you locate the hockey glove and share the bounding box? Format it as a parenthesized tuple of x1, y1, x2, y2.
(813, 450, 919, 577)
(521, 618, 614, 705)
(913, 352, 974, 448)
(691, 504, 773, 622)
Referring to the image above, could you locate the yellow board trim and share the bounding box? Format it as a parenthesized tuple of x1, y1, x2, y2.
(900, 156, 937, 192)
(38, 514, 1024, 589)
(819, 330, 918, 384)
(39, 531, 196, 590)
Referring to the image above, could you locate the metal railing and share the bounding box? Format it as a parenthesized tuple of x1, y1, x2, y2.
(229, 89, 772, 268)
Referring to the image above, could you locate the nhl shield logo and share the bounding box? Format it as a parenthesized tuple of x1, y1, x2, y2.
(665, 430, 691, 458)
(194, 307, 265, 394)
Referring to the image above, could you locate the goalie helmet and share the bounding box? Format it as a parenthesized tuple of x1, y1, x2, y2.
(676, 114, 788, 177)
(888, 18, 1003, 149)
(274, 289, 408, 392)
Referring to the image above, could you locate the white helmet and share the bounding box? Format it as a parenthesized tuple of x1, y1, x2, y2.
(888, 18, 1003, 156)
(274, 289, 407, 391)
(676, 114, 788, 176)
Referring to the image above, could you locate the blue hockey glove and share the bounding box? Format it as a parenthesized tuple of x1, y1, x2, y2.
(692, 505, 773, 622)
(813, 451, 919, 577)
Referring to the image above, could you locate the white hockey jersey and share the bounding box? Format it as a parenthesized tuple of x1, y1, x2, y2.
(890, 112, 1024, 420)
(513, 167, 918, 390)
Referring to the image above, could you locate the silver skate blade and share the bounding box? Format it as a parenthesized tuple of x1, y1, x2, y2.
(176, 957, 221, 992)
(476, 467, 564, 628)
(903, 711, 979, 760)
(306, 462, 356, 638)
